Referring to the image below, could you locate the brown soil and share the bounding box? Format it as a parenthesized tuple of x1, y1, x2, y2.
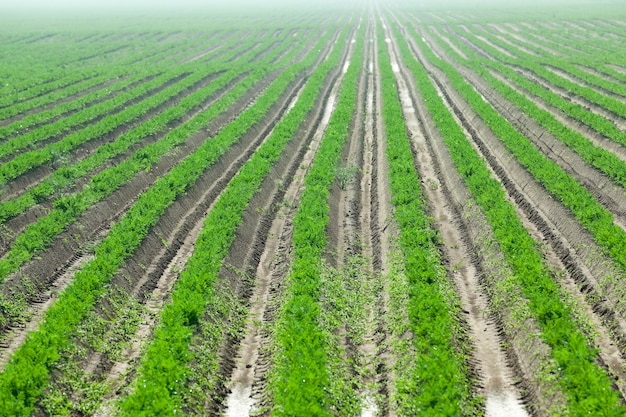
(0, 66, 284, 357)
(388, 18, 531, 416)
(415, 24, 626, 409)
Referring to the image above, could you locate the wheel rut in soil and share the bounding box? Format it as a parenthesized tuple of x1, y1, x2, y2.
(0, 65, 288, 367)
(404, 21, 626, 403)
(386, 17, 529, 417)
(222, 29, 355, 417)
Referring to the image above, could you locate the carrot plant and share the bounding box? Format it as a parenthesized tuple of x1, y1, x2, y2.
(392, 18, 625, 415)
(118, 24, 346, 417)
(379, 21, 481, 416)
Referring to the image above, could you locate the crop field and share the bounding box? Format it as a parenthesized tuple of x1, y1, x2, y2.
(1, 1, 626, 415)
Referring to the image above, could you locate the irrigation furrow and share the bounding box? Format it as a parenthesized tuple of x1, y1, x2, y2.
(401, 19, 626, 404)
(385, 16, 529, 416)
(0, 65, 284, 358)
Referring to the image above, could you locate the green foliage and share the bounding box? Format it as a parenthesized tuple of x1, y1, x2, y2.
(377, 22, 480, 416)
(394, 17, 625, 415)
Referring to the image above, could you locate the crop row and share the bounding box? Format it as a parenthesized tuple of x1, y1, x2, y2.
(426, 27, 626, 189)
(0, 30, 290, 188)
(477, 24, 626, 97)
(263, 21, 363, 416)
(427, 24, 626, 272)
(378, 21, 479, 416)
(118, 24, 346, 416)
(393, 16, 625, 415)
(0, 20, 321, 416)
(0, 28, 302, 290)
(462, 26, 626, 122)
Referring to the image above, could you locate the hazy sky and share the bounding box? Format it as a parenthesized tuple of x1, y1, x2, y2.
(2, 0, 613, 14)
(4, 0, 364, 11)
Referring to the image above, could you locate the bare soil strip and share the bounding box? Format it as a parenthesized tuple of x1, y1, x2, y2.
(608, 64, 626, 75)
(221, 31, 355, 417)
(423, 47, 626, 228)
(386, 18, 529, 416)
(506, 64, 626, 132)
(0, 66, 286, 362)
(407, 23, 626, 403)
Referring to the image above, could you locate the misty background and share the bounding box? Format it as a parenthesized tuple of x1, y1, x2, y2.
(1, 0, 624, 33)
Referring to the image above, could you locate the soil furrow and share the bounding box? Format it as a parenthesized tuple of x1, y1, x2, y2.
(403, 24, 626, 402)
(224, 31, 354, 416)
(0, 67, 283, 357)
(387, 17, 529, 417)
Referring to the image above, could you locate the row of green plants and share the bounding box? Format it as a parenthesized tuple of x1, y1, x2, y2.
(0, 30, 289, 188)
(0, 31, 302, 284)
(0, 71, 237, 226)
(0, 69, 132, 123)
(480, 22, 626, 114)
(428, 23, 626, 272)
(0, 26, 234, 111)
(0, 69, 191, 184)
(0, 30, 285, 158)
(425, 26, 626, 189)
(393, 18, 626, 415)
(378, 22, 481, 416)
(0, 71, 148, 141)
(0, 36, 144, 107)
(463, 25, 626, 122)
(0, 21, 323, 416)
(477, 23, 626, 97)
(118, 25, 346, 416)
(0, 27, 247, 139)
(264, 23, 363, 417)
(0, 70, 173, 158)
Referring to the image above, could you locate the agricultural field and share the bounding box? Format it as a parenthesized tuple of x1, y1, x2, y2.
(0, 0, 626, 415)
